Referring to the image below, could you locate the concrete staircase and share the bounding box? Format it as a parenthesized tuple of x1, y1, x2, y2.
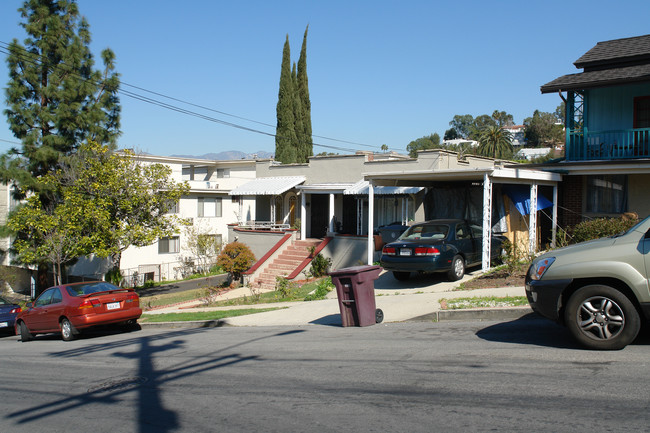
(252, 239, 322, 291)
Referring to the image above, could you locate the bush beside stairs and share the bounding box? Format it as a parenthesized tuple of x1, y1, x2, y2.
(252, 239, 322, 291)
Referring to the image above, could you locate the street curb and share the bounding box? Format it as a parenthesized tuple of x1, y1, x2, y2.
(408, 306, 533, 323)
(139, 307, 535, 329)
(139, 319, 230, 330)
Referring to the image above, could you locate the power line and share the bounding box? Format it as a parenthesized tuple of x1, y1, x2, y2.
(0, 40, 398, 154)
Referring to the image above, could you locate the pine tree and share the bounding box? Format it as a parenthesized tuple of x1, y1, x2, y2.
(2, 0, 121, 197)
(297, 25, 313, 161)
(274, 35, 297, 163)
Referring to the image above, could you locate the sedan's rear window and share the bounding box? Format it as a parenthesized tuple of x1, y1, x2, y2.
(399, 224, 449, 240)
(66, 282, 122, 297)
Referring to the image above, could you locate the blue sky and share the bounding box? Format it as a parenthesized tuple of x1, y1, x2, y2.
(0, 0, 649, 157)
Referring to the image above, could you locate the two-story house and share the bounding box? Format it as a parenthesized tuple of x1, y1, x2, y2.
(537, 34, 650, 227)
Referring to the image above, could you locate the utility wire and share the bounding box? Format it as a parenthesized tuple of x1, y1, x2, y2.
(0, 40, 396, 153)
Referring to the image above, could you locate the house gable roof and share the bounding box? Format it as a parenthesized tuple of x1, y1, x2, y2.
(541, 34, 650, 93)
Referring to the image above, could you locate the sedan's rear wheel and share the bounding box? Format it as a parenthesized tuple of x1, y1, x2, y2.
(564, 285, 640, 350)
(18, 321, 32, 342)
(60, 318, 76, 342)
(447, 255, 465, 281)
(393, 271, 410, 281)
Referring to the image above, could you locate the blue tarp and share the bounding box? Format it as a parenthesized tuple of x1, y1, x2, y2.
(502, 185, 553, 216)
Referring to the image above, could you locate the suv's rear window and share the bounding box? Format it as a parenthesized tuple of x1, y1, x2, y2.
(66, 282, 121, 297)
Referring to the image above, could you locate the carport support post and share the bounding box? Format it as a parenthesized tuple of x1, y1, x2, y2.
(551, 185, 558, 248)
(482, 173, 492, 272)
(328, 193, 335, 235)
(368, 182, 374, 265)
(529, 183, 538, 254)
(300, 192, 307, 240)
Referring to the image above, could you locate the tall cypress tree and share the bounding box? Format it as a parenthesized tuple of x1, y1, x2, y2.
(2, 0, 121, 197)
(297, 25, 313, 161)
(291, 62, 305, 163)
(274, 35, 297, 164)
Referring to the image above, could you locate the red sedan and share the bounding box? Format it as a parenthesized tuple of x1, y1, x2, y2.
(15, 281, 142, 342)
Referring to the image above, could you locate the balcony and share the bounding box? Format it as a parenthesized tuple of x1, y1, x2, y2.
(567, 127, 650, 161)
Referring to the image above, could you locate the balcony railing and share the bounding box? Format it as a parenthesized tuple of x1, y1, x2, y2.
(567, 127, 650, 161)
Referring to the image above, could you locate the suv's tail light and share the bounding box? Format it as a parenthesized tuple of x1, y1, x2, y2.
(414, 247, 440, 256)
(382, 246, 397, 256)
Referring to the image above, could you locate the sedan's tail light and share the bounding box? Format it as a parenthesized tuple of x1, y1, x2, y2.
(382, 246, 397, 256)
(125, 293, 138, 303)
(79, 299, 101, 309)
(10, 307, 21, 314)
(414, 247, 440, 256)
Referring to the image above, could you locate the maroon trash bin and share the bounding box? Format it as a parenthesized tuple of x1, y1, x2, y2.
(330, 265, 383, 327)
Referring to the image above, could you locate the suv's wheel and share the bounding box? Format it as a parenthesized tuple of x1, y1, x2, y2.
(564, 285, 640, 350)
(447, 255, 465, 281)
(393, 271, 410, 281)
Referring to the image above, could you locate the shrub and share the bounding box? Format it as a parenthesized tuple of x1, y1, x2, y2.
(570, 216, 638, 244)
(308, 246, 331, 278)
(304, 277, 334, 301)
(275, 276, 296, 298)
(216, 242, 256, 281)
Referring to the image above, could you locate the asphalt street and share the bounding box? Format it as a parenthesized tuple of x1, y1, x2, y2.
(2, 317, 650, 432)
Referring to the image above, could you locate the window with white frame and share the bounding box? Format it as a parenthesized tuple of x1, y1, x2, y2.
(198, 197, 222, 217)
(166, 199, 179, 214)
(217, 168, 229, 178)
(158, 236, 180, 254)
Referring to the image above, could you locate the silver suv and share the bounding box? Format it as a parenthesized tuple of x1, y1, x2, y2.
(526, 216, 650, 350)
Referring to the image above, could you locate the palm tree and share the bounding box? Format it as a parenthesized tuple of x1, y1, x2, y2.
(477, 125, 513, 159)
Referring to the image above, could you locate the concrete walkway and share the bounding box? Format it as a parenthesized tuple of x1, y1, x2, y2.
(141, 269, 531, 328)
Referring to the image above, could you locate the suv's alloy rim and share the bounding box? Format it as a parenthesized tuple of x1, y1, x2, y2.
(577, 296, 625, 340)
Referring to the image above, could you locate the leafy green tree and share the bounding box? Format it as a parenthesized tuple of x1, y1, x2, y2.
(275, 35, 297, 163)
(381, 144, 389, 153)
(7, 174, 103, 285)
(524, 110, 564, 147)
(8, 142, 190, 282)
(443, 128, 459, 140)
(61, 142, 190, 271)
(406, 133, 441, 158)
(491, 110, 515, 127)
(555, 102, 566, 125)
(1, 0, 120, 197)
(449, 114, 475, 139)
(297, 25, 313, 162)
(477, 125, 513, 159)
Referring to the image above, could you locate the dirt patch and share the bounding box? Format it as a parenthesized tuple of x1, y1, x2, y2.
(460, 263, 528, 290)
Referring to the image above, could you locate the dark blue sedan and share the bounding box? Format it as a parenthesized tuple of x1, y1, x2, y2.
(0, 296, 22, 335)
(380, 219, 503, 281)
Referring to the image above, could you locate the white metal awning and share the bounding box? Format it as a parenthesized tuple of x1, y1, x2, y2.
(343, 180, 424, 195)
(228, 176, 305, 195)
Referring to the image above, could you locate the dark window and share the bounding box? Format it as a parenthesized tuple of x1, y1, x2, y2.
(34, 289, 54, 307)
(159, 236, 180, 254)
(585, 175, 627, 214)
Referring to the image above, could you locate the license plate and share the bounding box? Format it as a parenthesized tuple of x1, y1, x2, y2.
(0, 322, 7, 328)
(399, 249, 412, 256)
(106, 302, 121, 310)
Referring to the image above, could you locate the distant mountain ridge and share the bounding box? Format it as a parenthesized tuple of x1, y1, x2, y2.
(171, 150, 274, 160)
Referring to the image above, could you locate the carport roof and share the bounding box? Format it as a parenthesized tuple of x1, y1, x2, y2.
(229, 176, 305, 195)
(363, 167, 561, 185)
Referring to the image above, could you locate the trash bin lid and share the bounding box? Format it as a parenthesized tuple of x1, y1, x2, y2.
(329, 265, 382, 276)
